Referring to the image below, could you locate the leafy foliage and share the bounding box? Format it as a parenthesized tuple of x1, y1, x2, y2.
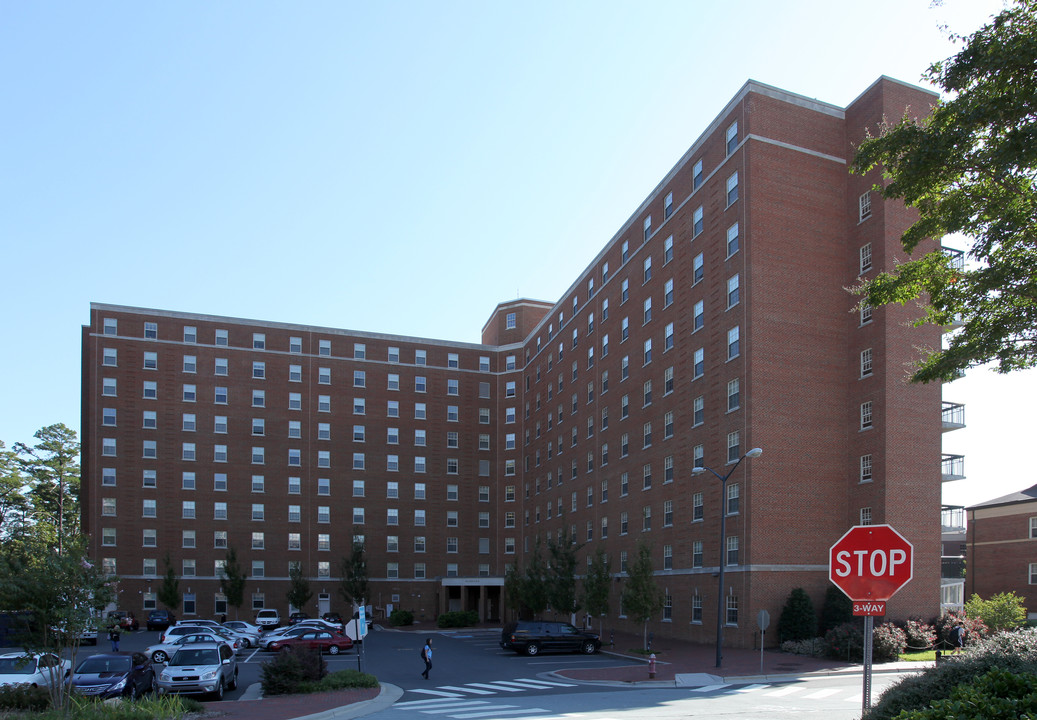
(287, 562, 313, 613)
(901, 619, 937, 651)
(850, 0, 1037, 382)
(777, 588, 818, 642)
(964, 591, 1028, 631)
(13, 424, 81, 555)
(157, 552, 180, 612)
(820, 585, 854, 633)
(780, 638, 826, 657)
(824, 621, 865, 662)
(893, 668, 1037, 720)
(261, 647, 327, 695)
(389, 609, 414, 626)
(437, 610, 478, 628)
(581, 545, 612, 631)
(872, 622, 907, 663)
(935, 610, 988, 649)
(620, 540, 663, 650)
(219, 546, 247, 616)
(339, 531, 369, 608)
(296, 669, 379, 694)
(546, 524, 583, 616)
(504, 537, 549, 619)
(0, 683, 51, 711)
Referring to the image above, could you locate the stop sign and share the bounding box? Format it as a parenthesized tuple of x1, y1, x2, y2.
(829, 525, 913, 601)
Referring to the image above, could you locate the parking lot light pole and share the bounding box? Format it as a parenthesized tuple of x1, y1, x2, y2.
(692, 447, 762, 669)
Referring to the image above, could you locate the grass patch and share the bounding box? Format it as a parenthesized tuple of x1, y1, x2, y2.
(899, 650, 938, 662)
(627, 648, 662, 657)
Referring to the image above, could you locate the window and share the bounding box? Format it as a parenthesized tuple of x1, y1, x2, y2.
(860, 454, 873, 482)
(693, 253, 704, 284)
(693, 158, 703, 189)
(726, 120, 738, 155)
(102, 467, 116, 486)
(102, 438, 117, 457)
(727, 326, 740, 359)
(726, 171, 739, 205)
(505, 312, 516, 329)
(182, 500, 196, 519)
(664, 277, 674, 307)
(102, 347, 117, 366)
(142, 380, 157, 399)
(726, 535, 740, 566)
(859, 192, 872, 221)
(252, 531, 264, 550)
(861, 348, 873, 377)
(252, 561, 265, 578)
(861, 401, 874, 430)
(183, 472, 197, 490)
(620, 512, 628, 535)
(142, 499, 156, 518)
(727, 274, 740, 308)
(181, 442, 195, 461)
(664, 322, 674, 351)
(183, 326, 197, 343)
(251, 503, 265, 521)
(251, 361, 265, 379)
(693, 348, 704, 379)
(319, 339, 331, 356)
(644, 338, 652, 365)
(1030, 517, 1037, 540)
(727, 431, 741, 462)
(727, 483, 740, 514)
(251, 389, 265, 408)
(727, 222, 739, 257)
(861, 507, 873, 526)
(213, 502, 227, 520)
(288, 336, 302, 353)
(142, 321, 158, 339)
(415, 349, 426, 365)
(354, 370, 366, 388)
(860, 243, 873, 273)
(860, 302, 873, 325)
(693, 206, 704, 236)
(693, 491, 703, 520)
(102, 407, 117, 427)
(726, 595, 739, 625)
(643, 255, 652, 283)
(252, 332, 265, 349)
(664, 192, 673, 219)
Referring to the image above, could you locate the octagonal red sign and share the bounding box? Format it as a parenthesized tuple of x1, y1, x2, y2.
(829, 524, 913, 602)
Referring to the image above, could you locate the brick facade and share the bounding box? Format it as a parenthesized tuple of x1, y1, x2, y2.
(82, 76, 946, 645)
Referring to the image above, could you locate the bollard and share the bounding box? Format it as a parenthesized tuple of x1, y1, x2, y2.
(648, 653, 656, 679)
(935, 650, 943, 665)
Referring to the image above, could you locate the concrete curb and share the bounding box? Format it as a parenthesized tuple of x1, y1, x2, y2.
(290, 683, 404, 720)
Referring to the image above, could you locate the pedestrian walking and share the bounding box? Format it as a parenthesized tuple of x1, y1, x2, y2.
(950, 621, 966, 654)
(108, 627, 120, 652)
(421, 637, 432, 679)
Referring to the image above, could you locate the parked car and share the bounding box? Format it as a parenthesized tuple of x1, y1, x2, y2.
(255, 609, 280, 630)
(259, 624, 313, 650)
(321, 612, 343, 626)
(223, 620, 261, 636)
(293, 618, 344, 633)
(164, 620, 257, 648)
(0, 652, 70, 688)
(287, 612, 310, 625)
(69, 652, 154, 699)
(500, 621, 601, 656)
(106, 611, 138, 631)
(144, 632, 236, 664)
(146, 610, 176, 632)
(269, 629, 353, 655)
(156, 643, 237, 701)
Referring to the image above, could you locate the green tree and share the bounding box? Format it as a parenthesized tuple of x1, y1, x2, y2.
(522, 536, 550, 618)
(0, 441, 30, 539)
(0, 534, 114, 713)
(850, 0, 1037, 383)
(339, 531, 368, 609)
(820, 585, 854, 634)
(621, 541, 663, 650)
(777, 588, 819, 641)
(220, 546, 247, 619)
(964, 591, 1027, 632)
(287, 563, 313, 613)
(546, 524, 583, 619)
(158, 552, 181, 612)
(581, 545, 612, 635)
(14, 424, 80, 555)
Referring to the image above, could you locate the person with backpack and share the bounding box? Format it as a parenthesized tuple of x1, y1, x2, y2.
(950, 621, 966, 654)
(420, 637, 432, 679)
(108, 626, 120, 652)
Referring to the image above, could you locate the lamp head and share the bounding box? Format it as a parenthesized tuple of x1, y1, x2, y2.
(745, 448, 763, 459)
(691, 467, 706, 475)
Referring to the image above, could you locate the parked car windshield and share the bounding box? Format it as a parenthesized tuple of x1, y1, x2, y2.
(170, 649, 220, 667)
(0, 657, 36, 674)
(76, 657, 131, 674)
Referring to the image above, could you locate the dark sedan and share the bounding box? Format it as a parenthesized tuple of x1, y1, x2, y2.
(70, 652, 153, 699)
(269, 630, 353, 655)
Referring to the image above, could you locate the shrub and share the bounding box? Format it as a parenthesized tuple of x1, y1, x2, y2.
(901, 619, 936, 652)
(0, 683, 50, 711)
(882, 668, 1037, 720)
(261, 647, 327, 695)
(777, 588, 818, 642)
(780, 638, 826, 657)
(964, 592, 1028, 632)
(872, 622, 907, 663)
(437, 610, 479, 628)
(824, 621, 864, 662)
(865, 628, 1037, 720)
(934, 610, 988, 650)
(820, 585, 854, 633)
(297, 669, 380, 694)
(389, 609, 414, 626)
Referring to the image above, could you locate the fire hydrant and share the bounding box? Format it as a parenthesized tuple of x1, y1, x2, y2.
(648, 653, 656, 679)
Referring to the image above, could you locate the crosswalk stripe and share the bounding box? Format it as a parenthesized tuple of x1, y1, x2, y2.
(692, 684, 730, 693)
(396, 699, 485, 709)
(493, 680, 567, 690)
(765, 686, 805, 697)
(513, 677, 578, 687)
(450, 709, 552, 719)
(733, 684, 769, 693)
(844, 693, 862, 703)
(466, 683, 525, 692)
(436, 685, 496, 695)
(408, 689, 465, 698)
(804, 688, 842, 699)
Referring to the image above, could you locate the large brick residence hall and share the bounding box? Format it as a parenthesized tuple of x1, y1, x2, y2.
(81, 76, 956, 648)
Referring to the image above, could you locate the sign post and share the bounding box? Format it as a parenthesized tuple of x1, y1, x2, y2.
(829, 525, 913, 715)
(756, 610, 770, 675)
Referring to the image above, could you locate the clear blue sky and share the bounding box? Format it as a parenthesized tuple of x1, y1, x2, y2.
(1, 0, 1030, 508)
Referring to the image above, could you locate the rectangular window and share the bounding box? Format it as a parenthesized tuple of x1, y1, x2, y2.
(727, 222, 739, 256)
(861, 401, 874, 430)
(860, 348, 873, 377)
(859, 192, 872, 221)
(183, 326, 197, 343)
(726, 171, 739, 205)
(727, 326, 740, 359)
(693, 206, 703, 236)
(861, 507, 873, 526)
(319, 339, 331, 356)
(693, 540, 703, 568)
(860, 243, 873, 273)
(860, 454, 873, 482)
(727, 274, 740, 308)
(693, 348, 704, 379)
(727, 379, 740, 411)
(861, 302, 873, 325)
(726, 120, 738, 155)
(727, 483, 740, 514)
(727, 431, 741, 462)
(727, 536, 739, 565)
(693, 158, 703, 189)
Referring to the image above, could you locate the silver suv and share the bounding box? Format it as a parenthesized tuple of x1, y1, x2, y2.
(255, 609, 281, 630)
(156, 643, 237, 700)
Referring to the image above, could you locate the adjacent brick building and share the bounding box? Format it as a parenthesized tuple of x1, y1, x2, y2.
(82, 76, 952, 646)
(966, 486, 1037, 616)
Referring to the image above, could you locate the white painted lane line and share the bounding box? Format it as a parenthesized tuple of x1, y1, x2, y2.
(493, 680, 564, 690)
(513, 677, 578, 687)
(765, 685, 805, 697)
(396, 699, 488, 709)
(733, 684, 769, 693)
(466, 683, 524, 692)
(450, 709, 551, 719)
(408, 689, 466, 698)
(804, 688, 842, 699)
(436, 685, 496, 695)
(692, 684, 730, 693)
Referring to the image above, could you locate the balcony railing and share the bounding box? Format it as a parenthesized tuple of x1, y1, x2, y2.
(942, 556, 966, 579)
(942, 454, 966, 482)
(942, 402, 966, 431)
(942, 246, 965, 271)
(941, 506, 966, 533)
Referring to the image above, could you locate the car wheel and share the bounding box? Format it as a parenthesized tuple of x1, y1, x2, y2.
(329, 645, 340, 655)
(212, 678, 224, 701)
(227, 669, 238, 691)
(525, 643, 540, 656)
(152, 650, 168, 664)
(240, 638, 251, 648)
(581, 640, 597, 655)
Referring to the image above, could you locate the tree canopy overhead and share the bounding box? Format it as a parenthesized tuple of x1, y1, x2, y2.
(851, 0, 1037, 383)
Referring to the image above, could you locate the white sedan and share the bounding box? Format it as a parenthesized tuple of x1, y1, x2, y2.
(0, 652, 70, 688)
(145, 632, 236, 664)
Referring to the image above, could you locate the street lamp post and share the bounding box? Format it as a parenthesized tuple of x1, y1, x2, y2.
(692, 447, 762, 669)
